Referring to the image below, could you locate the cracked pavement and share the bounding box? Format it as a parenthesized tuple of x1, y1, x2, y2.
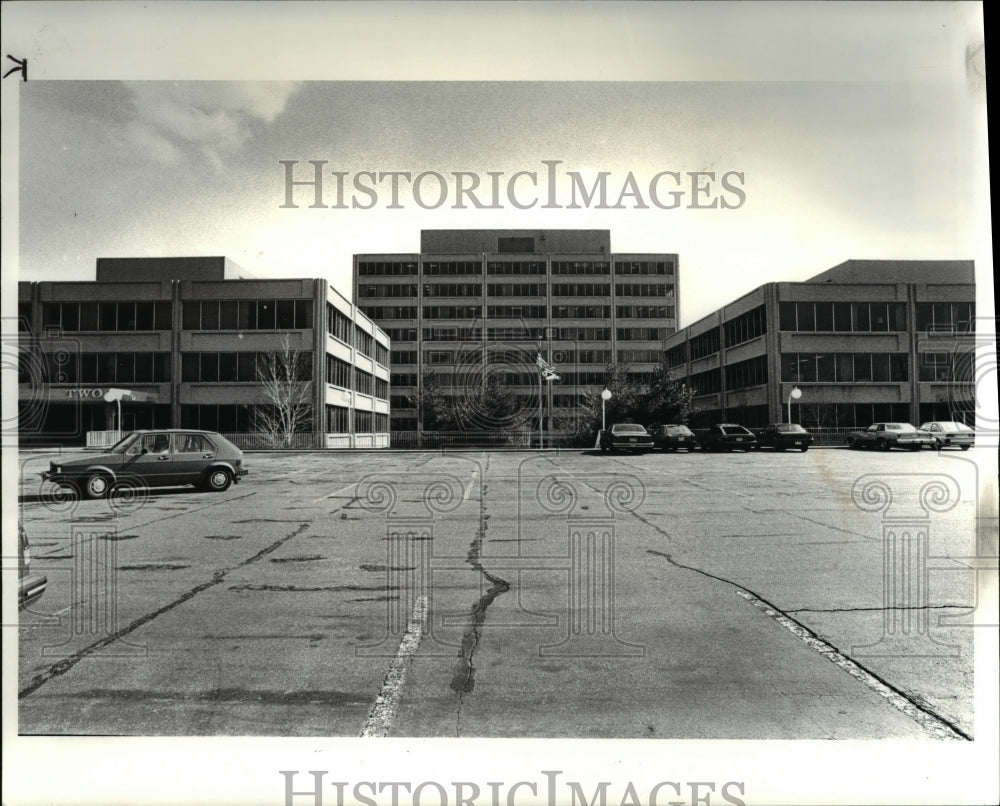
(15, 446, 990, 738)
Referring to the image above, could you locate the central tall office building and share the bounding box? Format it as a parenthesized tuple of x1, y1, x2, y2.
(354, 230, 678, 438)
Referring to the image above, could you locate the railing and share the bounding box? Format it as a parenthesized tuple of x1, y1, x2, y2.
(86, 430, 124, 448)
(390, 430, 580, 448)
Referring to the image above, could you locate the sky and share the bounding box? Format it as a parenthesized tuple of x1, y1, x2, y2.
(10, 3, 989, 326)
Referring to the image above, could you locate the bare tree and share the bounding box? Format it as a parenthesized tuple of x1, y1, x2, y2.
(253, 335, 313, 447)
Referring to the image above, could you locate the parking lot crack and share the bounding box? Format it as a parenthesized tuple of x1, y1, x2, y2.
(449, 457, 509, 736)
(19, 522, 312, 699)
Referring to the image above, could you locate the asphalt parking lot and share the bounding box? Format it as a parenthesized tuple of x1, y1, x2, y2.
(15, 445, 992, 739)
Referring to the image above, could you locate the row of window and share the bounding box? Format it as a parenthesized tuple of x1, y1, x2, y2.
(21, 351, 172, 384)
(616, 349, 664, 364)
(919, 352, 973, 382)
(616, 305, 674, 319)
(778, 301, 906, 333)
(617, 327, 667, 341)
(781, 353, 910, 383)
(356, 260, 674, 277)
(358, 285, 418, 298)
(41, 301, 173, 332)
(689, 330, 721, 361)
(181, 351, 313, 383)
(326, 304, 387, 364)
(359, 282, 674, 300)
(725, 355, 768, 390)
(324, 405, 389, 434)
(357, 262, 419, 276)
(183, 299, 313, 331)
(362, 304, 670, 323)
(915, 302, 976, 332)
(724, 306, 767, 348)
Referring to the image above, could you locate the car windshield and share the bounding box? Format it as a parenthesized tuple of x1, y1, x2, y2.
(721, 426, 750, 435)
(613, 425, 647, 435)
(106, 433, 140, 453)
(776, 424, 807, 433)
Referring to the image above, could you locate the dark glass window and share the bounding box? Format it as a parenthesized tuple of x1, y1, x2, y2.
(277, 300, 296, 329)
(218, 353, 238, 382)
(238, 353, 257, 382)
(200, 353, 218, 382)
(135, 302, 155, 331)
(183, 302, 201, 330)
(135, 353, 154, 383)
(257, 301, 276, 329)
(220, 301, 239, 329)
(99, 303, 117, 331)
(154, 302, 172, 330)
(80, 303, 99, 331)
(62, 303, 80, 331)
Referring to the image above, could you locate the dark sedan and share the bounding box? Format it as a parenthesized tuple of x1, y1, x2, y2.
(693, 424, 757, 452)
(41, 429, 248, 499)
(598, 423, 655, 453)
(651, 424, 699, 452)
(754, 423, 813, 452)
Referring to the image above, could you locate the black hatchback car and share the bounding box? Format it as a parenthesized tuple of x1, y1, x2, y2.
(651, 424, 699, 452)
(41, 429, 248, 499)
(754, 423, 813, 452)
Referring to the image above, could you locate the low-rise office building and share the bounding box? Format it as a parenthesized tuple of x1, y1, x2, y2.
(662, 260, 976, 430)
(17, 256, 390, 448)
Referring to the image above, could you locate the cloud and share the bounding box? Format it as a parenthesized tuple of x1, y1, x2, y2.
(122, 81, 299, 167)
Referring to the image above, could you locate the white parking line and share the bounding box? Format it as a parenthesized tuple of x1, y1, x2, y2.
(360, 595, 428, 738)
(463, 469, 479, 502)
(736, 590, 968, 740)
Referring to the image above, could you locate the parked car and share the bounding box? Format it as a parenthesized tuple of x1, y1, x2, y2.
(651, 424, 699, 452)
(845, 422, 936, 451)
(919, 421, 975, 450)
(598, 423, 655, 453)
(41, 429, 248, 499)
(19, 523, 47, 610)
(693, 424, 757, 452)
(754, 423, 813, 452)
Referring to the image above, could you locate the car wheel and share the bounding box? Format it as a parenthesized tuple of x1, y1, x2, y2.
(202, 468, 232, 492)
(83, 473, 113, 500)
(775, 445, 786, 452)
(908, 445, 921, 451)
(846, 438, 855, 449)
(878, 439, 889, 451)
(800, 446, 809, 452)
(960, 445, 970, 451)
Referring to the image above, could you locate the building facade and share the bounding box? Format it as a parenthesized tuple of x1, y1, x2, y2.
(18, 257, 390, 448)
(354, 229, 678, 437)
(662, 260, 976, 429)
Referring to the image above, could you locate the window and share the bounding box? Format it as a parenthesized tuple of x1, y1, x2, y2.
(916, 302, 975, 332)
(689, 329, 720, 360)
(326, 405, 351, 433)
(725, 356, 768, 390)
(552, 261, 610, 275)
(183, 299, 312, 330)
(614, 283, 671, 297)
(327, 355, 352, 388)
(358, 261, 419, 276)
(780, 353, 908, 383)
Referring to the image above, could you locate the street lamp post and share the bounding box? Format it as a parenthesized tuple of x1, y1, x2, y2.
(787, 386, 802, 424)
(601, 387, 613, 431)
